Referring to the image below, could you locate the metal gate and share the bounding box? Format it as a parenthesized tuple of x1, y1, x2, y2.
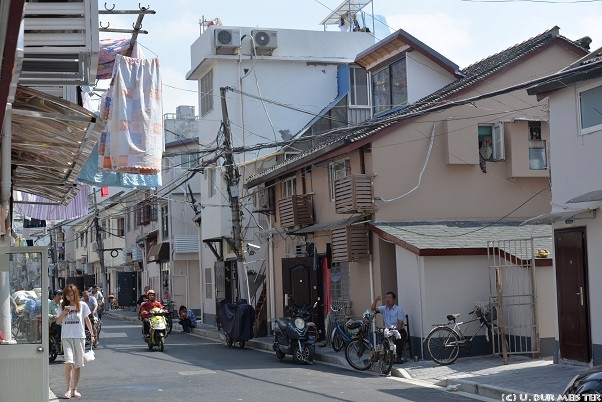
(487, 238, 541, 362)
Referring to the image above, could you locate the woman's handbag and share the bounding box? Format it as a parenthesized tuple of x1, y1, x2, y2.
(83, 343, 95, 362)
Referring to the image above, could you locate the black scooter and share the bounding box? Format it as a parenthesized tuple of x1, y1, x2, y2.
(273, 300, 318, 364)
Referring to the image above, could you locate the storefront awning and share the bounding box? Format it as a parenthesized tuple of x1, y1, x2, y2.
(566, 190, 602, 203)
(147, 242, 170, 263)
(291, 215, 368, 235)
(520, 209, 596, 225)
(10, 85, 104, 204)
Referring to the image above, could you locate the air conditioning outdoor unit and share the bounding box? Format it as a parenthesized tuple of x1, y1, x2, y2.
(251, 30, 278, 55)
(214, 28, 241, 55)
(253, 185, 272, 213)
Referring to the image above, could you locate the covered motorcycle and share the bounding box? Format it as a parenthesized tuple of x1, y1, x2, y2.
(219, 299, 255, 348)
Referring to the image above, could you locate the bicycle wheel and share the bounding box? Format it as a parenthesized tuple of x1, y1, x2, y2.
(345, 338, 374, 371)
(426, 326, 460, 365)
(332, 330, 344, 352)
(379, 339, 394, 375)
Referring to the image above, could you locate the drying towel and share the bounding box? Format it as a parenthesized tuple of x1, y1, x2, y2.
(102, 54, 163, 174)
(97, 39, 145, 80)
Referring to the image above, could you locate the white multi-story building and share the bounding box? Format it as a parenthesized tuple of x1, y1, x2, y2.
(186, 25, 374, 327)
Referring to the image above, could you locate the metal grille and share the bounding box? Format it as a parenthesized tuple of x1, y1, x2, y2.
(488, 238, 541, 361)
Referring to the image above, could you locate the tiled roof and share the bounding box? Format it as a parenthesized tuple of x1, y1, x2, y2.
(371, 221, 553, 259)
(245, 27, 587, 188)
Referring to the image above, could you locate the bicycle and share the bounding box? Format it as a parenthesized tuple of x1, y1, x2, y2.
(344, 309, 399, 375)
(329, 305, 356, 352)
(424, 301, 497, 365)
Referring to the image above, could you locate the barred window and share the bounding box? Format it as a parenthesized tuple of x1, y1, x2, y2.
(330, 262, 350, 302)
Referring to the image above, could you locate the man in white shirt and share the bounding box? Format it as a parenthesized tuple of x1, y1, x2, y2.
(371, 291, 407, 363)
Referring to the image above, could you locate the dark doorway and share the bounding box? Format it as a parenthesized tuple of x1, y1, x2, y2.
(554, 227, 591, 362)
(117, 271, 137, 307)
(282, 257, 325, 340)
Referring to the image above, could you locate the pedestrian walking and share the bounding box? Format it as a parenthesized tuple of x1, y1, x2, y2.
(55, 284, 94, 399)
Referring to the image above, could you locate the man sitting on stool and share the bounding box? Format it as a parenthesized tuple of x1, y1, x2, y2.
(371, 291, 407, 363)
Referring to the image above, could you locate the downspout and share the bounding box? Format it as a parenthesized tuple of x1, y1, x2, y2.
(268, 217, 275, 334)
(416, 253, 425, 360)
(0, 104, 13, 343)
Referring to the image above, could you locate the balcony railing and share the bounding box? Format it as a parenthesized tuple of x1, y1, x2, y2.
(278, 194, 314, 229)
(334, 174, 374, 214)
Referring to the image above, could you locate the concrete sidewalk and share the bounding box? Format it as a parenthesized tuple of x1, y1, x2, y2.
(103, 308, 587, 401)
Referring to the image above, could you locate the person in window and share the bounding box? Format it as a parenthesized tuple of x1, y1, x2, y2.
(479, 139, 493, 173)
(178, 305, 197, 333)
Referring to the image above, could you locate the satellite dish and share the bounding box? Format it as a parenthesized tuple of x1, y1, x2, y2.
(254, 31, 270, 47)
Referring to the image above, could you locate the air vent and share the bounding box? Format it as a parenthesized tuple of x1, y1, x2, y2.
(214, 28, 241, 55)
(251, 30, 278, 55)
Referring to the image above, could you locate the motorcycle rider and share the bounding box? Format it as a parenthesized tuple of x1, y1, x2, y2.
(140, 289, 163, 338)
(48, 290, 63, 346)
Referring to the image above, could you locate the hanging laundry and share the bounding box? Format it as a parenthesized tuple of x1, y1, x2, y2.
(97, 39, 145, 80)
(102, 54, 164, 174)
(13, 186, 90, 220)
(79, 143, 161, 188)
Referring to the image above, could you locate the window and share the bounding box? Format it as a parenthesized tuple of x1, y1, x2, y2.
(350, 66, 369, 107)
(579, 83, 602, 135)
(329, 158, 351, 201)
(281, 177, 296, 198)
(201, 70, 213, 117)
(126, 210, 131, 232)
(478, 124, 505, 161)
(372, 58, 407, 114)
(180, 153, 196, 169)
(330, 263, 350, 302)
(135, 202, 158, 226)
(205, 267, 213, 299)
(207, 168, 217, 198)
(161, 204, 169, 239)
(117, 217, 125, 237)
(529, 140, 547, 170)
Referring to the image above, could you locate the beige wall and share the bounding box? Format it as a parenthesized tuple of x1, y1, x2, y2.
(535, 264, 557, 340)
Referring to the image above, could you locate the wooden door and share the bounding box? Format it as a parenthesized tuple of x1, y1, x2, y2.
(281, 257, 324, 339)
(117, 271, 136, 307)
(554, 227, 591, 362)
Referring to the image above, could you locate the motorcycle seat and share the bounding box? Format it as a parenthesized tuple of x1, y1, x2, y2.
(276, 317, 290, 330)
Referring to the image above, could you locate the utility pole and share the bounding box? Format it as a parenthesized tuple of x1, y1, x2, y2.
(93, 190, 108, 295)
(220, 87, 250, 302)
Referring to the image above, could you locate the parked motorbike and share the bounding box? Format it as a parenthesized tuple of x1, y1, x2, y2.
(144, 307, 168, 351)
(273, 301, 318, 364)
(49, 324, 62, 362)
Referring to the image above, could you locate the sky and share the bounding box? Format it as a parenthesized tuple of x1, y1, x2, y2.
(98, 0, 602, 115)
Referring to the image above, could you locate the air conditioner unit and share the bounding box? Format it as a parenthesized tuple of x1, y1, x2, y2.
(214, 28, 241, 55)
(251, 30, 278, 55)
(253, 185, 272, 213)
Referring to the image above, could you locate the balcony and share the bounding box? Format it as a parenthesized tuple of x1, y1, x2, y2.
(20, 0, 99, 86)
(278, 194, 314, 229)
(331, 225, 369, 263)
(334, 174, 374, 214)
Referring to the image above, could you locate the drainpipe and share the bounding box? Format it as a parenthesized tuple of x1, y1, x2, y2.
(0, 105, 13, 343)
(268, 218, 275, 334)
(416, 254, 425, 360)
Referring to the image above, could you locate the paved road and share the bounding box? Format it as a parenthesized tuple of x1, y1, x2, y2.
(49, 317, 480, 401)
